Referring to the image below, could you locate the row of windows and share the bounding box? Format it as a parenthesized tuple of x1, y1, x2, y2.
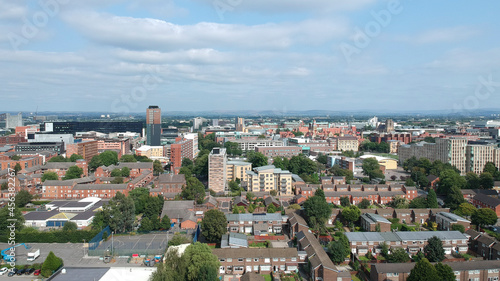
(219, 257, 296, 262)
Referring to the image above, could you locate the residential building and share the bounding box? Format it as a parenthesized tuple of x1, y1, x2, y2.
(209, 147, 227, 193)
(212, 248, 299, 275)
(220, 233, 249, 248)
(345, 231, 469, 256)
(323, 184, 417, 205)
(256, 146, 302, 159)
(184, 133, 199, 157)
(226, 213, 285, 235)
(66, 140, 98, 163)
(435, 212, 471, 231)
(335, 136, 359, 151)
(466, 144, 499, 174)
(472, 193, 500, 216)
(370, 260, 500, 281)
(0, 154, 44, 171)
(232, 139, 284, 151)
(160, 200, 198, 229)
(136, 145, 164, 159)
(156, 173, 186, 196)
(15, 142, 65, 155)
(170, 138, 194, 174)
(360, 213, 391, 232)
(245, 165, 293, 195)
(226, 160, 252, 183)
(146, 106, 161, 146)
(235, 117, 245, 132)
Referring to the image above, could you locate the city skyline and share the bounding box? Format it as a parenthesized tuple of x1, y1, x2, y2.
(1, 1, 500, 113)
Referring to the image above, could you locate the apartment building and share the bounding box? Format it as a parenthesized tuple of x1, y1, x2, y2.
(66, 140, 98, 163)
(226, 160, 252, 183)
(435, 212, 471, 231)
(183, 133, 199, 158)
(213, 248, 299, 275)
(345, 231, 469, 256)
(226, 213, 286, 235)
(15, 142, 65, 155)
(466, 144, 499, 174)
(322, 184, 417, 205)
(0, 154, 44, 171)
(360, 213, 392, 232)
(335, 136, 359, 151)
(471, 193, 500, 216)
(232, 139, 284, 151)
(208, 147, 227, 193)
(170, 138, 194, 174)
(136, 145, 164, 159)
(255, 146, 302, 159)
(94, 162, 153, 178)
(245, 165, 293, 195)
(370, 260, 500, 281)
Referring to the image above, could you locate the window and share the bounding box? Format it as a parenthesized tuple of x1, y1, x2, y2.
(227, 258, 232, 262)
(246, 258, 252, 262)
(387, 273, 399, 277)
(264, 258, 270, 263)
(280, 258, 286, 262)
(238, 258, 243, 262)
(469, 270, 480, 275)
(488, 269, 499, 273)
(291, 257, 297, 262)
(254, 258, 259, 262)
(273, 258, 278, 262)
(488, 278, 499, 281)
(219, 258, 226, 262)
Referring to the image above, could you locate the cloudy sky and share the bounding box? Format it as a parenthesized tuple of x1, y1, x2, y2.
(1, 0, 499, 114)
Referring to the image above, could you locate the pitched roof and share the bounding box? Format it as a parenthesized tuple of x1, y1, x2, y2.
(373, 260, 500, 274)
(158, 173, 186, 184)
(212, 248, 297, 259)
(473, 193, 500, 207)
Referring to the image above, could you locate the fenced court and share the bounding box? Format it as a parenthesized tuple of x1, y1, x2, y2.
(88, 233, 169, 257)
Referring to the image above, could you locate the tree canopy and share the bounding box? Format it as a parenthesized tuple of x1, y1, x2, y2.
(424, 236, 445, 262)
(201, 209, 227, 243)
(246, 151, 268, 168)
(63, 165, 84, 180)
(362, 158, 384, 180)
(407, 258, 439, 281)
(471, 208, 498, 229)
(41, 171, 59, 182)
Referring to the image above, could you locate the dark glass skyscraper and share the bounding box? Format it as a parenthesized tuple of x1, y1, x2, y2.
(146, 106, 161, 146)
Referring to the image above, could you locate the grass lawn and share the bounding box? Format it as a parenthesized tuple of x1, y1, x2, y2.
(263, 274, 272, 281)
(359, 256, 370, 261)
(372, 153, 399, 160)
(351, 275, 362, 281)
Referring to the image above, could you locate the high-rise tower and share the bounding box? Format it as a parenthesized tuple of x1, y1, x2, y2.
(146, 106, 161, 146)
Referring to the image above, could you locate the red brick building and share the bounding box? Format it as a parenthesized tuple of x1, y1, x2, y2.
(472, 193, 500, 216)
(170, 139, 193, 174)
(66, 140, 98, 163)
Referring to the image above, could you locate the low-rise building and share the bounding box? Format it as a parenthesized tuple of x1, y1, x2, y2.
(360, 213, 391, 232)
(435, 212, 471, 231)
(220, 233, 249, 249)
(226, 213, 285, 235)
(472, 193, 500, 216)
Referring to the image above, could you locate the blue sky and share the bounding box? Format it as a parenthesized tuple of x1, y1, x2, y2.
(1, 0, 499, 114)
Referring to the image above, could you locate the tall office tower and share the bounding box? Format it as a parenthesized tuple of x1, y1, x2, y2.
(192, 117, 203, 131)
(212, 119, 219, 127)
(146, 106, 161, 146)
(235, 117, 245, 132)
(6, 113, 23, 129)
(208, 147, 227, 193)
(385, 119, 394, 133)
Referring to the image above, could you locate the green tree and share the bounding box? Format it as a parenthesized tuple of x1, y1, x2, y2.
(48, 156, 69, 162)
(41, 171, 59, 182)
(387, 248, 410, 263)
(181, 177, 206, 204)
(69, 154, 84, 162)
(184, 242, 220, 281)
(99, 151, 119, 166)
(358, 199, 371, 209)
(424, 236, 445, 262)
(182, 157, 194, 168)
(139, 217, 153, 232)
(111, 176, 124, 184)
(303, 194, 332, 227)
(329, 165, 354, 182)
(409, 197, 428, 209)
(407, 258, 439, 281)
(41, 251, 63, 278)
(63, 165, 84, 180)
(390, 195, 409, 209)
(317, 153, 328, 165)
(62, 221, 78, 232)
(437, 169, 466, 194)
(471, 208, 498, 229)
(480, 172, 494, 189)
(153, 160, 163, 175)
(15, 190, 33, 207)
(426, 189, 439, 208)
(179, 167, 193, 178)
(14, 163, 22, 174)
(246, 151, 268, 168)
(454, 202, 476, 218)
(412, 251, 425, 262)
(327, 241, 347, 264)
(435, 263, 456, 281)
(197, 263, 218, 281)
(1, 182, 7, 190)
(362, 158, 384, 180)
(224, 142, 242, 156)
(100, 192, 136, 233)
(451, 224, 465, 233)
(340, 196, 350, 207)
(201, 209, 227, 243)
(121, 166, 130, 177)
(465, 172, 481, 189)
(228, 180, 240, 193)
(110, 168, 122, 177)
(405, 178, 416, 186)
(0, 205, 24, 232)
(120, 154, 136, 162)
(89, 155, 103, 171)
(129, 187, 149, 214)
(342, 205, 361, 226)
(445, 185, 465, 210)
(10, 155, 22, 160)
(193, 154, 209, 177)
(483, 162, 498, 176)
(267, 204, 277, 213)
(169, 233, 191, 246)
(160, 215, 171, 230)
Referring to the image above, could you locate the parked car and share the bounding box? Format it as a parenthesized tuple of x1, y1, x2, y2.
(0, 267, 8, 275)
(26, 268, 35, 275)
(33, 269, 41, 276)
(8, 268, 18, 277)
(17, 268, 26, 275)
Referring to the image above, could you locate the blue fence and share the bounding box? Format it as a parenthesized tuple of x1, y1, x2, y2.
(89, 226, 111, 250)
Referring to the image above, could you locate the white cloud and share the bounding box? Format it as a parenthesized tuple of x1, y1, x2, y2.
(61, 11, 349, 51)
(398, 26, 479, 44)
